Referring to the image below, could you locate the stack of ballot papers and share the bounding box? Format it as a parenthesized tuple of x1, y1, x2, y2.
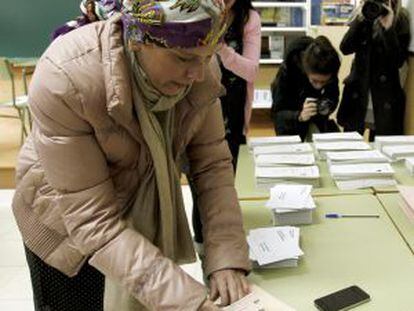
(266, 185, 316, 225)
(375, 135, 414, 151)
(329, 163, 396, 190)
(382, 145, 414, 161)
(253, 89, 272, 109)
(405, 157, 414, 175)
(312, 131, 363, 143)
(314, 141, 371, 160)
(222, 284, 295, 311)
(248, 136, 301, 149)
(255, 166, 320, 188)
(396, 185, 414, 223)
(253, 143, 313, 157)
(255, 153, 315, 167)
(326, 150, 390, 166)
(248, 226, 303, 269)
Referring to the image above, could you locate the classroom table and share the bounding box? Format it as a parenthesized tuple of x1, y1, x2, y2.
(235, 145, 373, 200)
(241, 195, 414, 310)
(377, 193, 414, 254)
(9, 57, 38, 94)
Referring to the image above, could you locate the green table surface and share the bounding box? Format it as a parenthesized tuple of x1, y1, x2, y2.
(241, 195, 414, 310)
(377, 193, 414, 254)
(373, 161, 414, 193)
(235, 145, 373, 200)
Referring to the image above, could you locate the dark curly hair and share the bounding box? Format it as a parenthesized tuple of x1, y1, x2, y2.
(302, 36, 341, 76)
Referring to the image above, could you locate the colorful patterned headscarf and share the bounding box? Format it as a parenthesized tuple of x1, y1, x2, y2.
(121, 0, 227, 48)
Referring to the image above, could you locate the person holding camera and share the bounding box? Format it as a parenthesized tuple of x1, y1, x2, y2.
(271, 36, 341, 141)
(337, 0, 410, 141)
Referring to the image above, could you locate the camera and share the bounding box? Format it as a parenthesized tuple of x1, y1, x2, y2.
(308, 98, 332, 116)
(362, 0, 388, 22)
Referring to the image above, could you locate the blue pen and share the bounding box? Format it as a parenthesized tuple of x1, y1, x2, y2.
(325, 213, 380, 219)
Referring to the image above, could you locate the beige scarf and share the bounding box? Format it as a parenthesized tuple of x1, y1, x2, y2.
(105, 49, 196, 311)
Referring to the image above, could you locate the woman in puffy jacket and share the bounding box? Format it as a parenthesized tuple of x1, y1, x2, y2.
(12, 0, 251, 310)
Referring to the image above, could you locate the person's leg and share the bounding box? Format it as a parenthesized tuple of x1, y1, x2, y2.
(24, 245, 104, 311)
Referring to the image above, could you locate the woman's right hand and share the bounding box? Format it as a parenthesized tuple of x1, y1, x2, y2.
(199, 299, 220, 310)
(299, 98, 317, 122)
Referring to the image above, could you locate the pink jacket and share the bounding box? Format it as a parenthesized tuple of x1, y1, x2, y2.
(12, 17, 250, 310)
(217, 9, 261, 133)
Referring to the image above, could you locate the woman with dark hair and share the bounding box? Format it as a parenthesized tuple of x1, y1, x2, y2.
(337, 0, 410, 141)
(271, 35, 341, 141)
(190, 0, 261, 257)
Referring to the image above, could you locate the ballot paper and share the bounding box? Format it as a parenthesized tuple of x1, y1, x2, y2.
(248, 227, 303, 266)
(221, 284, 295, 311)
(255, 166, 320, 188)
(329, 163, 394, 180)
(375, 135, 414, 150)
(255, 154, 315, 167)
(312, 131, 363, 142)
(335, 178, 397, 190)
(326, 150, 390, 165)
(253, 143, 313, 157)
(382, 145, 414, 161)
(314, 141, 371, 159)
(266, 185, 313, 209)
(248, 136, 301, 149)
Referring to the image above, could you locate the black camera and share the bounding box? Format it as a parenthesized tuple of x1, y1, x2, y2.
(308, 98, 332, 116)
(362, 0, 388, 22)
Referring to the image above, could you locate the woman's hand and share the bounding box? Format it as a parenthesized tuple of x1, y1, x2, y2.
(378, 0, 394, 30)
(299, 98, 318, 122)
(209, 269, 250, 306)
(199, 299, 220, 310)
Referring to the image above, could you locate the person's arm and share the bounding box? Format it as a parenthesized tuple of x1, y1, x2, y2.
(323, 76, 340, 114)
(340, 16, 373, 55)
(30, 57, 207, 310)
(217, 10, 261, 83)
(186, 98, 251, 304)
(375, 10, 411, 68)
(271, 66, 303, 135)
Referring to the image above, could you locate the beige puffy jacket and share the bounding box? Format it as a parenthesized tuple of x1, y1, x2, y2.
(12, 17, 250, 310)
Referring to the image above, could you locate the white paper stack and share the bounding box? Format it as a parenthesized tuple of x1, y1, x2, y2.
(248, 226, 303, 269)
(382, 145, 414, 161)
(405, 157, 414, 175)
(253, 143, 313, 157)
(326, 150, 390, 166)
(329, 163, 396, 190)
(255, 166, 320, 188)
(248, 136, 301, 149)
(253, 89, 272, 109)
(314, 141, 371, 160)
(266, 185, 316, 225)
(255, 153, 316, 167)
(375, 135, 414, 151)
(312, 131, 364, 143)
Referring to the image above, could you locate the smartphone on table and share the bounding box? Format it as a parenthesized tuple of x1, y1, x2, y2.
(314, 285, 370, 311)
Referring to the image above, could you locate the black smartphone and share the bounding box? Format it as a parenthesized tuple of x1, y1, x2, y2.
(314, 285, 370, 311)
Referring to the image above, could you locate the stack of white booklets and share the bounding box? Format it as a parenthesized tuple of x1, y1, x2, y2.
(248, 135, 301, 150)
(255, 166, 320, 188)
(266, 185, 316, 225)
(329, 163, 396, 190)
(326, 150, 390, 166)
(255, 153, 316, 167)
(253, 143, 313, 157)
(314, 141, 371, 160)
(248, 226, 303, 269)
(382, 145, 414, 161)
(375, 135, 414, 151)
(312, 131, 364, 143)
(405, 157, 414, 175)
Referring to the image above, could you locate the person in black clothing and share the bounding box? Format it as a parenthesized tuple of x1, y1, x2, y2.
(271, 36, 341, 141)
(337, 0, 410, 141)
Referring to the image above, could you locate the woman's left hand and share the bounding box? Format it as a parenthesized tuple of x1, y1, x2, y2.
(209, 269, 250, 306)
(378, 0, 394, 30)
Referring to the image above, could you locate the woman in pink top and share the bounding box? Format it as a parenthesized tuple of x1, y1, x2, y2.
(218, 0, 261, 167)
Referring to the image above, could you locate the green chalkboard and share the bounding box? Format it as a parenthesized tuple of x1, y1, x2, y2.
(0, 0, 79, 57)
